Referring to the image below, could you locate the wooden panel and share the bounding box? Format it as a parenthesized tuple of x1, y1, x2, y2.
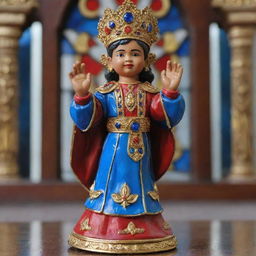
(37, 0, 73, 180)
(178, 0, 212, 181)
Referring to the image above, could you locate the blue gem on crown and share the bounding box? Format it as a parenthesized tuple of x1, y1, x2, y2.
(147, 24, 153, 32)
(123, 12, 134, 23)
(109, 21, 116, 29)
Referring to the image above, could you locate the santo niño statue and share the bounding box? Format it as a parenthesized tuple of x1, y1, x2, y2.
(68, 0, 185, 253)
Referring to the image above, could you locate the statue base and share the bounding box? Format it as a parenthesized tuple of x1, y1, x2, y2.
(68, 209, 177, 254)
(68, 232, 177, 254)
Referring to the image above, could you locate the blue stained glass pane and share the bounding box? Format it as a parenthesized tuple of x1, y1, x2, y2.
(18, 28, 31, 177)
(158, 6, 183, 33)
(64, 6, 99, 35)
(173, 150, 191, 172)
(220, 29, 231, 174)
(61, 38, 76, 54)
(177, 39, 190, 56)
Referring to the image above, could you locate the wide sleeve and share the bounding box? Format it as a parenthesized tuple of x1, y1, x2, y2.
(150, 91, 185, 128)
(70, 92, 106, 131)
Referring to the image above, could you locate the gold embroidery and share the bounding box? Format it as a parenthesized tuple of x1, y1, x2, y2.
(112, 83, 152, 162)
(160, 94, 172, 129)
(140, 81, 160, 93)
(89, 181, 103, 200)
(107, 117, 150, 133)
(124, 85, 136, 112)
(139, 159, 147, 212)
(137, 89, 146, 117)
(81, 95, 97, 132)
(118, 222, 145, 235)
(80, 218, 92, 231)
(127, 132, 145, 161)
(114, 85, 124, 116)
(148, 183, 160, 201)
(163, 222, 170, 230)
(68, 232, 177, 253)
(96, 82, 118, 93)
(85, 206, 163, 217)
(99, 133, 121, 212)
(112, 183, 138, 208)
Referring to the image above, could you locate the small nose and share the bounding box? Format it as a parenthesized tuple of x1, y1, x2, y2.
(125, 54, 132, 62)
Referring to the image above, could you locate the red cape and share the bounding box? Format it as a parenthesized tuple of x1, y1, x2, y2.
(71, 120, 175, 190)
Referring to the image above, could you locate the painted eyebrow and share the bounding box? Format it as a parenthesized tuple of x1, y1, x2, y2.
(115, 49, 142, 52)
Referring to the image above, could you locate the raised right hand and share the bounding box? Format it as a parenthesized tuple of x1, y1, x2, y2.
(69, 61, 92, 97)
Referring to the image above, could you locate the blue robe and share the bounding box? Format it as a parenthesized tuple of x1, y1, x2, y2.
(70, 83, 185, 216)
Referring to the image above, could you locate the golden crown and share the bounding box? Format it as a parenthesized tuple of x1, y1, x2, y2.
(97, 0, 159, 48)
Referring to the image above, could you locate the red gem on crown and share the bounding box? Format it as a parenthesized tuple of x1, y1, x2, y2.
(124, 26, 132, 34)
(86, 0, 100, 11)
(105, 26, 111, 35)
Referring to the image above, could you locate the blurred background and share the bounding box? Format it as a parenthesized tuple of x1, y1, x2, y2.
(0, 0, 256, 201)
(1, 1, 256, 255)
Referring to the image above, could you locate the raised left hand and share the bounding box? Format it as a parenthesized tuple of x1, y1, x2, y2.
(161, 60, 183, 91)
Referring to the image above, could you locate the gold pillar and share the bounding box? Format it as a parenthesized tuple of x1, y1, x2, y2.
(229, 26, 254, 179)
(212, 0, 256, 181)
(0, 0, 37, 179)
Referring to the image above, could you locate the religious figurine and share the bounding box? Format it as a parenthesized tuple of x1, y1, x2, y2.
(68, 1, 185, 254)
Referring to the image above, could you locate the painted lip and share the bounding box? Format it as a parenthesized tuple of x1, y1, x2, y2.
(123, 64, 134, 68)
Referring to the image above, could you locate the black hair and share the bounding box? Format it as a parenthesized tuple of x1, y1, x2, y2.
(105, 39, 154, 83)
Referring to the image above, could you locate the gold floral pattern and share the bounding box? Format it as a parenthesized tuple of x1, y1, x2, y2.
(112, 183, 138, 208)
(68, 232, 177, 253)
(137, 89, 146, 117)
(80, 218, 92, 231)
(89, 181, 103, 200)
(124, 85, 136, 112)
(127, 132, 145, 162)
(163, 222, 170, 230)
(148, 183, 160, 201)
(118, 222, 145, 235)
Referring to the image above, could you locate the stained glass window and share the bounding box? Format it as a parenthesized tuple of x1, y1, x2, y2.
(60, 0, 191, 181)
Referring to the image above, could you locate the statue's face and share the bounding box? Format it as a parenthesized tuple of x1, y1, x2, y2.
(108, 40, 145, 79)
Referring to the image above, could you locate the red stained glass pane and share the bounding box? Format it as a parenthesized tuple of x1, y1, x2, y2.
(150, 0, 163, 11)
(86, 0, 99, 11)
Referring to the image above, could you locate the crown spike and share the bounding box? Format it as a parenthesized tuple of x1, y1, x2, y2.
(98, 0, 159, 47)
